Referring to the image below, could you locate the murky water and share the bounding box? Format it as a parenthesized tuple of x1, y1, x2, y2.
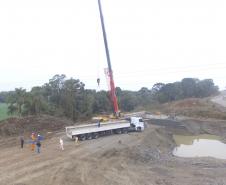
(173, 134, 226, 159)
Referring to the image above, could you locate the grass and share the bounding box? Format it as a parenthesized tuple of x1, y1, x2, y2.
(0, 103, 10, 121)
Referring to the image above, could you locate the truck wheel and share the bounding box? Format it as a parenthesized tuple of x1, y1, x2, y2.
(92, 133, 99, 139)
(86, 134, 93, 140)
(137, 127, 141, 132)
(116, 129, 122, 134)
(79, 134, 86, 141)
(122, 128, 128, 134)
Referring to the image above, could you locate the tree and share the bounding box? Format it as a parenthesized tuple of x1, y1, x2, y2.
(0, 91, 9, 103)
(60, 78, 80, 120)
(22, 87, 48, 115)
(181, 78, 198, 98)
(119, 91, 137, 111)
(151, 83, 165, 101)
(157, 83, 176, 103)
(137, 87, 152, 107)
(92, 91, 112, 114)
(196, 79, 219, 97)
(7, 88, 26, 116)
(154, 78, 219, 103)
(151, 83, 165, 95)
(48, 74, 66, 107)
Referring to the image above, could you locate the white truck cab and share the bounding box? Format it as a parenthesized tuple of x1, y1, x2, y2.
(130, 117, 144, 131)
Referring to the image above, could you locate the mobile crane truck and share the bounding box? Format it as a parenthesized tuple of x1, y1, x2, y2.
(66, 0, 145, 140)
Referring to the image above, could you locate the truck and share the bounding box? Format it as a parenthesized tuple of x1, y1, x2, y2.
(66, 117, 144, 140)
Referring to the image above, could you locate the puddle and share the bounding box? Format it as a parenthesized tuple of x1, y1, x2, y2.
(173, 134, 226, 159)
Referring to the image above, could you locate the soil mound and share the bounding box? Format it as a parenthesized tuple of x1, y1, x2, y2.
(160, 98, 226, 120)
(0, 115, 74, 136)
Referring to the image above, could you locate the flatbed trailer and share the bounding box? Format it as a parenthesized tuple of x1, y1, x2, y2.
(66, 117, 144, 141)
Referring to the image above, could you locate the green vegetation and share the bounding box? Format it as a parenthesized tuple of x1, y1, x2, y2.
(0, 76, 219, 121)
(152, 78, 219, 103)
(0, 103, 9, 121)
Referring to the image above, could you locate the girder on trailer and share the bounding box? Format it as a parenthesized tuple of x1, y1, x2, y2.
(66, 120, 131, 139)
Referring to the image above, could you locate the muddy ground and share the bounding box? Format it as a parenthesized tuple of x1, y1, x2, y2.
(1, 117, 226, 185)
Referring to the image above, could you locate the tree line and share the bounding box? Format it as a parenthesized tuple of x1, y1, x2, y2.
(0, 75, 219, 121)
(152, 78, 219, 103)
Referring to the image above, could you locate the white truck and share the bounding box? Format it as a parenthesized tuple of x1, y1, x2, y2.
(66, 117, 144, 140)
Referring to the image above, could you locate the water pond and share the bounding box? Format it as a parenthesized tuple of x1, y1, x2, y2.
(173, 134, 226, 159)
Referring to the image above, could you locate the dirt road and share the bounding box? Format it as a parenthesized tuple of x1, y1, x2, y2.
(1, 118, 226, 185)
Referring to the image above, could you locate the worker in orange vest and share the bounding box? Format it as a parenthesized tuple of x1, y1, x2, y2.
(31, 133, 36, 151)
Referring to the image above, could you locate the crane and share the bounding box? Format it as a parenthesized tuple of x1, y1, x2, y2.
(97, 0, 120, 117)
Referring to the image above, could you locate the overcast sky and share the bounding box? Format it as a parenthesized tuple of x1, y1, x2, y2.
(0, 0, 226, 91)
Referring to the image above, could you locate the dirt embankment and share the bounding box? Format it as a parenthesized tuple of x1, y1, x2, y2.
(211, 91, 226, 108)
(0, 115, 74, 137)
(149, 98, 226, 120)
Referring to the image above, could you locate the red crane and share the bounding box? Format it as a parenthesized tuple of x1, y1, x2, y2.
(97, 0, 120, 117)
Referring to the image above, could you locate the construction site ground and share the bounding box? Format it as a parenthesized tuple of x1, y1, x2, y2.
(1, 93, 226, 185)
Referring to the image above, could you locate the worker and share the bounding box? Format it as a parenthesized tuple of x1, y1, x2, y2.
(20, 136, 24, 149)
(31, 133, 36, 151)
(37, 134, 44, 142)
(75, 136, 78, 144)
(36, 140, 41, 153)
(60, 138, 64, 150)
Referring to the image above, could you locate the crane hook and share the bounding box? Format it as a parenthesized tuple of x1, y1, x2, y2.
(97, 78, 100, 87)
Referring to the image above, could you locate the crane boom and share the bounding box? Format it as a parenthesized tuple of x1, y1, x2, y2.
(97, 0, 119, 116)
